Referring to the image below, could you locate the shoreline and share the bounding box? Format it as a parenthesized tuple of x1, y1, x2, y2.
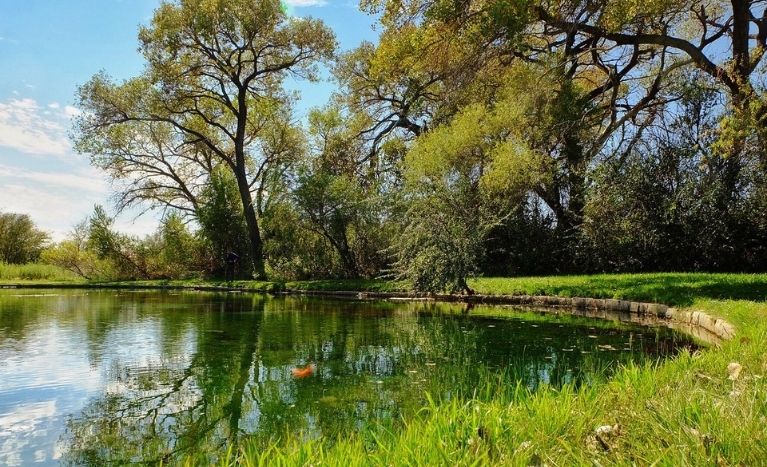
(1, 280, 736, 343)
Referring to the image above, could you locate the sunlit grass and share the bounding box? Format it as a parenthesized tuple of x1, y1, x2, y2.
(0, 262, 81, 282)
(181, 278, 767, 466)
(8, 271, 764, 308)
(469, 272, 767, 306)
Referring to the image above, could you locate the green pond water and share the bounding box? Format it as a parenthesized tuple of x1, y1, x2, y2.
(0, 289, 697, 465)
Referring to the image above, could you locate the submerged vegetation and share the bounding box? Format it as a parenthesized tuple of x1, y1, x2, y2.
(190, 283, 767, 466)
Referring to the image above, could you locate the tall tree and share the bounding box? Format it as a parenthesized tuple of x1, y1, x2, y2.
(74, 0, 335, 278)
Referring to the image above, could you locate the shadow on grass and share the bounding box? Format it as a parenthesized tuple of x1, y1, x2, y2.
(475, 273, 767, 306)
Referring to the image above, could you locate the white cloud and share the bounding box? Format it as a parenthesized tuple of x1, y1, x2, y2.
(0, 401, 57, 436)
(284, 0, 327, 6)
(113, 213, 161, 238)
(63, 105, 82, 118)
(0, 164, 108, 194)
(0, 172, 159, 240)
(0, 98, 161, 239)
(0, 98, 70, 156)
(0, 183, 96, 240)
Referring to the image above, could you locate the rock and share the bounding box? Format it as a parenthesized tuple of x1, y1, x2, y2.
(588, 424, 621, 452)
(595, 424, 618, 436)
(727, 362, 742, 381)
(516, 440, 532, 451)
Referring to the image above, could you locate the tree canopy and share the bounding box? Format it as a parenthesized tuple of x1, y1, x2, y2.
(74, 0, 335, 278)
(55, 0, 767, 289)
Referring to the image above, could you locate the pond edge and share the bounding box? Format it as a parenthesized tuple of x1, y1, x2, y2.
(281, 289, 736, 344)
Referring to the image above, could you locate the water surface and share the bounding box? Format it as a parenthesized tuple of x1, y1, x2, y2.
(0, 289, 696, 465)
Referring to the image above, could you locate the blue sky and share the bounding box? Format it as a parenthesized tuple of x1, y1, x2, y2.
(0, 0, 376, 240)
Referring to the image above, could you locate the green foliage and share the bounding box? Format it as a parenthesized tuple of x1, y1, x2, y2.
(42, 241, 114, 281)
(266, 105, 394, 280)
(154, 213, 203, 278)
(40, 208, 206, 281)
(480, 202, 562, 276)
(261, 201, 338, 279)
(392, 199, 488, 293)
(392, 70, 551, 292)
(0, 212, 49, 264)
(40, 219, 116, 280)
(293, 172, 372, 278)
(87, 206, 152, 280)
(582, 74, 767, 272)
(196, 168, 252, 277)
(75, 0, 337, 279)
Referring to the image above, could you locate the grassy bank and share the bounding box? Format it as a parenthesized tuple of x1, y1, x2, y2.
(190, 274, 764, 466)
(4, 272, 766, 305)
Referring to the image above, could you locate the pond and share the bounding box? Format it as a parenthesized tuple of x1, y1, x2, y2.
(0, 289, 697, 465)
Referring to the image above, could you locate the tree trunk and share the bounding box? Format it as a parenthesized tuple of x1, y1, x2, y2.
(564, 135, 586, 232)
(234, 170, 267, 279)
(233, 88, 266, 279)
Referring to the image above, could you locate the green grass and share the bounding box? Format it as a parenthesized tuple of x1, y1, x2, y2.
(469, 273, 767, 306)
(0, 262, 82, 282)
(177, 274, 767, 466)
(5, 272, 766, 307)
(280, 273, 767, 306)
(137, 272, 767, 307)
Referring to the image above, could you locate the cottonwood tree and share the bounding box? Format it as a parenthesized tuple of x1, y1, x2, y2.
(534, 0, 767, 121)
(74, 0, 335, 278)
